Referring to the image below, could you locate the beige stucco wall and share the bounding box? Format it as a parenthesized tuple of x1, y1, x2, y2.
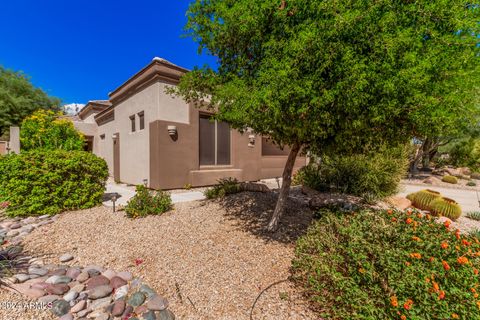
(158, 83, 189, 124)
(96, 120, 116, 176)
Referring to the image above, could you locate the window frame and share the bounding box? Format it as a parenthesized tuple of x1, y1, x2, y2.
(138, 111, 145, 131)
(129, 115, 136, 132)
(199, 114, 231, 166)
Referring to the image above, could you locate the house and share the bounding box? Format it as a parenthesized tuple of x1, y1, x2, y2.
(73, 57, 306, 189)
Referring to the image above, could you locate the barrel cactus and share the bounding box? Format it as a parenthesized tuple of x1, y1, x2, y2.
(442, 175, 458, 184)
(407, 189, 441, 211)
(430, 197, 462, 220)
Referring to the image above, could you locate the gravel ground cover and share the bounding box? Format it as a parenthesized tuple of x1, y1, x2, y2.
(22, 192, 317, 320)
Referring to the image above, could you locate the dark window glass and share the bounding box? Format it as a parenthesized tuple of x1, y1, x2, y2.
(217, 121, 231, 165)
(138, 111, 145, 130)
(199, 115, 215, 165)
(130, 115, 135, 132)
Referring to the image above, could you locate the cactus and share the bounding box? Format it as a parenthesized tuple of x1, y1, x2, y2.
(442, 175, 458, 184)
(430, 197, 462, 220)
(407, 189, 441, 211)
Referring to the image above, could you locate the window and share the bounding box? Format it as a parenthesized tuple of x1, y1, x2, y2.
(199, 114, 231, 165)
(138, 111, 145, 130)
(261, 137, 290, 156)
(130, 115, 135, 132)
(100, 134, 105, 140)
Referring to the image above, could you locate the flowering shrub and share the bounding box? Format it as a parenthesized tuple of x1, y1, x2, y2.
(0, 150, 108, 216)
(125, 185, 172, 218)
(292, 208, 480, 319)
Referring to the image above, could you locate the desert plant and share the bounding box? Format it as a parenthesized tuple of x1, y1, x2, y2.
(467, 180, 477, 187)
(466, 211, 480, 221)
(299, 146, 408, 202)
(0, 245, 29, 287)
(442, 175, 458, 184)
(292, 208, 480, 319)
(183, 183, 193, 190)
(204, 177, 241, 199)
(407, 189, 441, 211)
(0, 150, 108, 216)
(430, 197, 462, 220)
(125, 185, 172, 218)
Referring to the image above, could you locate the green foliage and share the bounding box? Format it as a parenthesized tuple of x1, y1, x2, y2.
(0, 150, 108, 216)
(20, 110, 84, 151)
(0, 66, 61, 137)
(467, 180, 477, 187)
(430, 197, 462, 220)
(292, 208, 480, 319)
(0, 245, 29, 287)
(466, 211, 480, 222)
(442, 175, 458, 184)
(125, 185, 172, 218)
(183, 183, 193, 190)
(204, 177, 241, 199)
(407, 189, 441, 211)
(296, 146, 408, 202)
(175, 0, 480, 155)
(446, 138, 480, 171)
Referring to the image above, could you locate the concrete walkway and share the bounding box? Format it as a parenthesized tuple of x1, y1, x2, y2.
(102, 183, 205, 207)
(398, 183, 480, 213)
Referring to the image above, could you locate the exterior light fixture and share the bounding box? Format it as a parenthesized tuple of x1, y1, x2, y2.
(111, 193, 118, 213)
(248, 134, 256, 147)
(167, 125, 177, 136)
(143, 179, 148, 187)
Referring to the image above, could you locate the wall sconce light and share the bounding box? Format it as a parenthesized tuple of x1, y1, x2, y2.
(248, 134, 256, 147)
(112, 133, 118, 139)
(143, 179, 148, 187)
(167, 125, 177, 136)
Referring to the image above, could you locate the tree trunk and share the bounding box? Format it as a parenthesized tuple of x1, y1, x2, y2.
(410, 145, 423, 174)
(267, 142, 301, 232)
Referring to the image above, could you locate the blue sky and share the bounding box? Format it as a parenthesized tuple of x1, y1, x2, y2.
(0, 0, 216, 105)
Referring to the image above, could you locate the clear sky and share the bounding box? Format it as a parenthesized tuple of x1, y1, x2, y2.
(0, 0, 216, 105)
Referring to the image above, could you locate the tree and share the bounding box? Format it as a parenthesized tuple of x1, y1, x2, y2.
(20, 110, 84, 151)
(0, 66, 61, 138)
(174, 0, 480, 230)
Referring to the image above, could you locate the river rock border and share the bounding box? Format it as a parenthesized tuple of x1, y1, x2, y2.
(1, 216, 175, 320)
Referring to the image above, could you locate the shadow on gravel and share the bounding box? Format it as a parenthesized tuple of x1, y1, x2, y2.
(218, 190, 314, 244)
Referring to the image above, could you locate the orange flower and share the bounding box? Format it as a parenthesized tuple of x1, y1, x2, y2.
(471, 288, 477, 294)
(439, 290, 445, 300)
(442, 261, 451, 271)
(452, 313, 459, 319)
(432, 281, 440, 292)
(455, 229, 461, 240)
(412, 236, 421, 242)
(392, 217, 397, 222)
(390, 295, 398, 307)
(405, 261, 411, 266)
(475, 293, 479, 298)
(429, 257, 435, 262)
(387, 209, 393, 214)
(426, 214, 431, 220)
(457, 256, 469, 265)
(400, 316, 406, 320)
(455, 246, 460, 251)
(474, 268, 479, 275)
(441, 242, 449, 249)
(403, 299, 413, 310)
(410, 253, 422, 259)
(417, 213, 422, 219)
(444, 220, 451, 228)
(462, 239, 471, 246)
(406, 218, 413, 224)
(407, 209, 412, 215)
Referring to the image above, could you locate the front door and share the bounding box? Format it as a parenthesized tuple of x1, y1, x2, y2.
(113, 133, 120, 182)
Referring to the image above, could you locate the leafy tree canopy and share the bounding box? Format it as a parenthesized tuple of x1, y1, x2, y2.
(0, 66, 61, 138)
(20, 110, 84, 151)
(175, 0, 480, 229)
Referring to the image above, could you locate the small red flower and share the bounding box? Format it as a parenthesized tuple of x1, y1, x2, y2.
(441, 242, 448, 249)
(403, 299, 413, 310)
(474, 268, 479, 275)
(444, 220, 451, 228)
(387, 209, 393, 214)
(406, 218, 413, 224)
(438, 290, 445, 300)
(462, 239, 471, 246)
(457, 256, 469, 265)
(455, 229, 461, 240)
(134, 258, 144, 266)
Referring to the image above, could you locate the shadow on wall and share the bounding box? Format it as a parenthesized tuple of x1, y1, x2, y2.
(218, 190, 313, 245)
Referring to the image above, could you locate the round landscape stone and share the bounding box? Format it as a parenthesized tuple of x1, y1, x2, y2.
(59, 313, 73, 320)
(76, 271, 89, 283)
(70, 300, 86, 313)
(63, 290, 78, 302)
(66, 267, 81, 279)
(28, 267, 48, 276)
(147, 295, 169, 311)
(112, 299, 126, 317)
(142, 310, 156, 320)
(114, 284, 129, 300)
(9, 223, 21, 229)
(51, 299, 71, 317)
(46, 284, 70, 295)
(117, 271, 133, 281)
(14, 274, 30, 283)
(87, 284, 113, 299)
(139, 284, 156, 299)
(128, 291, 146, 307)
(158, 309, 175, 320)
(59, 254, 74, 263)
(110, 276, 127, 289)
(86, 275, 110, 289)
(39, 294, 60, 304)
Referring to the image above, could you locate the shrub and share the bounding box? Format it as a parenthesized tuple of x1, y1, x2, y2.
(0, 150, 108, 216)
(430, 197, 462, 220)
(204, 177, 241, 199)
(467, 180, 477, 187)
(292, 208, 480, 319)
(20, 110, 84, 151)
(442, 175, 458, 184)
(466, 211, 480, 221)
(407, 189, 441, 211)
(0, 245, 29, 287)
(296, 146, 408, 202)
(125, 185, 172, 218)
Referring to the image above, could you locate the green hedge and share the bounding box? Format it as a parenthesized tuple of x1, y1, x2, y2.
(293, 209, 480, 319)
(125, 185, 172, 218)
(294, 146, 408, 202)
(0, 150, 108, 216)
